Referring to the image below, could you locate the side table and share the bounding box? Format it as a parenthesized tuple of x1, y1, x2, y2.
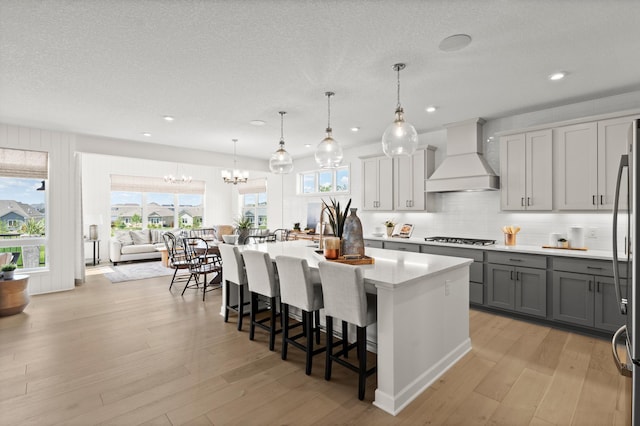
(0, 274, 30, 316)
(85, 239, 100, 266)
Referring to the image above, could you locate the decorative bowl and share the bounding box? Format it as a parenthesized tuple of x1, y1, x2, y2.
(222, 235, 238, 244)
(371, 232, 384, 237)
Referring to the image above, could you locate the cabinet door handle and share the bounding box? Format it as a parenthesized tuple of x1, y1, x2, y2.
(587, 266, 603, 270)
(516, 271, 520, 281)
(527, 197, 531, 206)
(592, 195, 596, 205)
(596, 281, 601, 292)
(600, 195, 604, 205)
(509, 258, 522, 262)
(588, 280, 593, 292)
(510, 270, 514, 281)
(521, 197, 525, 206)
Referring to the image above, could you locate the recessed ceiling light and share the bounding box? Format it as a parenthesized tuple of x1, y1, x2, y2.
(351, 127, 360, 132)
(426, 106, 437, 113)
(142, 132, 151, 137)
(250, 120, 266, 126)
(439, 34, 472, 52)
(304, 144, 312, 148)
(163, 115, 174, 122)
(549, 72, 566, 81)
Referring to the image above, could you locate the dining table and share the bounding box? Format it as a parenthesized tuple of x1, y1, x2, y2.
(227, 240, 472, 416)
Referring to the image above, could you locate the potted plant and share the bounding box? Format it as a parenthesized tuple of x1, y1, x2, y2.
(322, 198, 351, 239)
(234, 214, 253, 244)
(384, 219, 396, 237)
(2, 263, 17, 280)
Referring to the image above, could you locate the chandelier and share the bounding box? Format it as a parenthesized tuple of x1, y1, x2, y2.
(381, 63, 418, 157)
(315, 91, 343, 169)
(269, 111, 294, 174)
(221, 139, 249, 184)
(164, 164, 192, 184)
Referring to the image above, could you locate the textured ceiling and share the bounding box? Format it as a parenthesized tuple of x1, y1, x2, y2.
(1, 0, 639, 162)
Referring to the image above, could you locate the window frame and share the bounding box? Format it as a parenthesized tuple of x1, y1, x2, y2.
(297, 165, 350, 196)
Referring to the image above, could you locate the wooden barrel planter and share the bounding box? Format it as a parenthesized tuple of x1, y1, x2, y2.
(0, 274, 30, 316)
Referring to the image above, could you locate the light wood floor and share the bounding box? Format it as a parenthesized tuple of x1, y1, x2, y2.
(0, 268, 631, 425)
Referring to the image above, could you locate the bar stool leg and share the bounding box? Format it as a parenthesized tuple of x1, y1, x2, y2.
(358, 326, 367, 400)
(237, 284, 244, 331)
(315, 310, 321, 344)
(281, 303, 290, 360)
(342, 321, 349, 358)
(325, 316, 333, 380)
(224, 280, 230, 323)
(269, 296, 277, 351)
(249, 292, 258, 341)
(305, 310, 314, 375)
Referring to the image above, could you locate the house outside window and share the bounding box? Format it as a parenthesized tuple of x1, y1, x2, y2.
(0, 148, 49, 270)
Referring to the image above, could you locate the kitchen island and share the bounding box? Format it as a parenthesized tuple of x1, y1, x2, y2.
(230, 240, 473, 415)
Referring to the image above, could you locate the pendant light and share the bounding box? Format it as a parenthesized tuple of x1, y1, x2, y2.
(381, 63, 418, 157)
(221, 139, 249, 184)
(315, 91, 343, 169)
(269, 111, 294, 174)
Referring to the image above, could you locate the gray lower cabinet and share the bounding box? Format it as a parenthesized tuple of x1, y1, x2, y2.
(552, 271, 627, 332)
(364, 239, 383, 249)
(487, 264, 547, 317)
(383, 241, 420, 252)
(486, 252, 547, 318)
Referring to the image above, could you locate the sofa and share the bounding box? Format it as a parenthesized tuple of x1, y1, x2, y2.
(109, 228, 168, 265)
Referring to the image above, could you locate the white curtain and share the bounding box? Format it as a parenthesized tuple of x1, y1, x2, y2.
(74, 153, 85, 284)
(0, 148, 48, 178)
(237, 178, 267, 195)
(111, 174, 205, 195)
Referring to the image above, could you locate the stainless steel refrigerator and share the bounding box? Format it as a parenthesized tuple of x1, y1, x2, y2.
(612, 118, 639, 424)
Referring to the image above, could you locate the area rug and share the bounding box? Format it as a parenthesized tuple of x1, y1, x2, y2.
(104, 262, 177, 283)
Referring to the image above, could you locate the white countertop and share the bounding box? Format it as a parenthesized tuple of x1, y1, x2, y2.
(364, 236, 618, 261)
(236, 240, 473, 290)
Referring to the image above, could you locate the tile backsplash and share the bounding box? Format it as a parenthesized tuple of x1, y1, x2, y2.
(359, 191, 622, 251)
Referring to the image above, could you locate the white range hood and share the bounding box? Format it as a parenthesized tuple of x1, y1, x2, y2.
(425, 117, 499, 192)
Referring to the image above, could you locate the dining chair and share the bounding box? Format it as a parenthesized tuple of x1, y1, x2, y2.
(182, 237, 223, 301)
(275, 255, 325, 375)
(218, 243, 250, 331)
(162, 232, 190, 290)
(318, 261, 377, 400)
(242, 250, 282, 351)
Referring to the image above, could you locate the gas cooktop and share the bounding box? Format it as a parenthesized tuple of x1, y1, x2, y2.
(424, 236, 496, 246)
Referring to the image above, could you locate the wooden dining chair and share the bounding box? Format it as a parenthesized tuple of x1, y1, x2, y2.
(182, 237, 223, 301)
(162, 232, 190, 290)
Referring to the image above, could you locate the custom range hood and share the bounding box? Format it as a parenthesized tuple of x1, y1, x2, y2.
(425, 117, 499, 192)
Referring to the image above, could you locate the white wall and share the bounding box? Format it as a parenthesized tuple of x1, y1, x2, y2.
(280, 90, 640, 251)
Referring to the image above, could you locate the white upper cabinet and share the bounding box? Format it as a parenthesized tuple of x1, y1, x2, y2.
(555, 117, 633, 210)
(362, 155, 393, 210)
(597, 116, 633, 209)
(500, 129, 552, 211)
(394, 147, 435, 211)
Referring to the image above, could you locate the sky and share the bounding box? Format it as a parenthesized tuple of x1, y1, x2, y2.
(0, 178, 45, 205)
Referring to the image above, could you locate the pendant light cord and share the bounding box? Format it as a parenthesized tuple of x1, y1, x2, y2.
(396, 66, 402, 109)
(279, 111, 285, 145)
(232, 139, 237, 167)
(325, 91, 334, 131)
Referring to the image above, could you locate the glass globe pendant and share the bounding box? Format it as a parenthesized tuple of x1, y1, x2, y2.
(269, 111, 294, 174)
(315, 91, 343, 169)
(381, 63, 418, 157)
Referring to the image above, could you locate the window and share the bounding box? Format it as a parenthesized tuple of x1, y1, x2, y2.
(298, 166, 350, 195)
(241, 192, 268, 228)
(0, 148, 49, 270)
(110, 174, 205, 233)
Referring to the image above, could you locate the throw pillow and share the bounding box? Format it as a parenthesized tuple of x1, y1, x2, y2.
(130, 229, 151, 245)
(115, 230, 134, 246)
(150, 229, 163, 244)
